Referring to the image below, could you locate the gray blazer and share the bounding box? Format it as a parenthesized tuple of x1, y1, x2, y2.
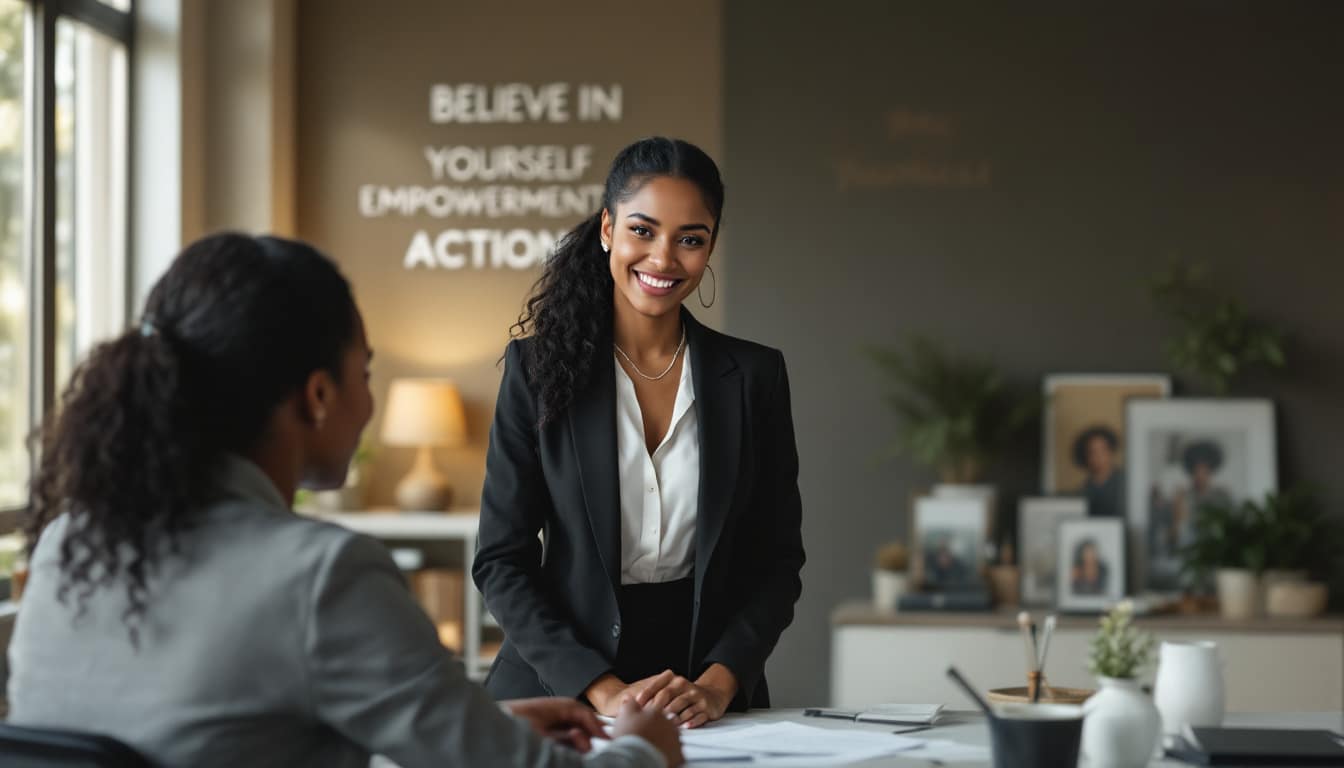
(6, 457, 662, 768)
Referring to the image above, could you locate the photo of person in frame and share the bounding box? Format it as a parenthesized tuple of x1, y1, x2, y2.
(1073, 425, 1124, 518)
(1069, 538, 1109, 596)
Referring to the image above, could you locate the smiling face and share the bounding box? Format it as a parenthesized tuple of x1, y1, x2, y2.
(601, 175, 717, 320)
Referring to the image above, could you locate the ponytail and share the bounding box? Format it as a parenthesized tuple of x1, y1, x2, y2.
(512, 137, 725, 427)
(28, 325, 207, 629)
(511, 212, 612, 427)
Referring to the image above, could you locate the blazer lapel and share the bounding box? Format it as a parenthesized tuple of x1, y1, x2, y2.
(686, 310, 742, 596)
(569, 339, 621, 590)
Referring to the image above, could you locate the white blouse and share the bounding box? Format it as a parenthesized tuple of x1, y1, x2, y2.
(614, 345, 700, 584)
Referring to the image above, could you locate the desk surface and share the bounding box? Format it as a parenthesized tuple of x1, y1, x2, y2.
(715, 709, 1344, 766)
(832, 600, 1344, 634)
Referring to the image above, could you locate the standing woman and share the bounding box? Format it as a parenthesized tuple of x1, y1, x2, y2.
(475, 137, 805, 728)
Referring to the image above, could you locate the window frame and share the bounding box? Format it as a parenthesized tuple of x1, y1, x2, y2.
(0, 0, 133, 534)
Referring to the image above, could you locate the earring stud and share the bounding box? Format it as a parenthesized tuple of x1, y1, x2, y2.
(600, 241, 610, 253)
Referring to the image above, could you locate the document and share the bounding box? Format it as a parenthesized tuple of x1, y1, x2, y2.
(679, 721, 923, 761)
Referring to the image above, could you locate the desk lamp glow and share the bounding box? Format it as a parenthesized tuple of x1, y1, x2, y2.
(380, 378, 467, 511)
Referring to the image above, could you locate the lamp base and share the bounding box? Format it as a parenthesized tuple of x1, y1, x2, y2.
(394, 445, 453, 511)
(395, 474, 452, 511)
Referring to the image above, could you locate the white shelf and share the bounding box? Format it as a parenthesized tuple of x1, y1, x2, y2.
(306, 509, 480, 539)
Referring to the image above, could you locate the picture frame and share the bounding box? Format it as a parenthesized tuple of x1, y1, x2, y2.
(1018, 496, 1087, 606)
(911, 495, 991, 591)
(1042, 374, 1171, 519)
(1055, 517, 1126, 612)
(1126, 398, 1277, 593)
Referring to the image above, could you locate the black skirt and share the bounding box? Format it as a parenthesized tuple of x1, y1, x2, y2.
(613, 577, 695, 682)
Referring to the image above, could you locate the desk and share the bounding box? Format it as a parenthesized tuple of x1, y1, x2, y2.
(696, 709, 1344, 766)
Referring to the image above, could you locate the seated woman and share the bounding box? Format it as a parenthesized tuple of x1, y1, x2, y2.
(6, 233, 681, 768)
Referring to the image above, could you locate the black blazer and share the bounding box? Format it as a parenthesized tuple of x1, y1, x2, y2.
(473, 310, 805, 710)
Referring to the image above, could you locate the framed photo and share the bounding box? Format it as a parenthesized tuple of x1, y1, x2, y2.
(1056, 517, 1125, 612)
(1018, 497, 1087, 606)
(912, 495, 991, 590)
(1126, 399, 1277, 592)
(1042, 374, 1171, 519)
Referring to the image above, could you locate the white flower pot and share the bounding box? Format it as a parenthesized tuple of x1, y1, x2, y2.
(1265, 580, 1329, 618)
(1215, 568, 1260, 620)
(872, 570, 908, 612)
(1153, 641, 1225, 736)
(1082, 677, 1161, 768)
(1261, 569, 1308, 614)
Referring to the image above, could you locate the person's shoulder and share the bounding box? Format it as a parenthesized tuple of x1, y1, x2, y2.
(696, 324, 785, 374)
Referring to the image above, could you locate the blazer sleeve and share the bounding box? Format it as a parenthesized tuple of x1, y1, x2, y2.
(306, 532, 664, 768)
(702, 349, 806, 707)
(472, 340, 615, 699)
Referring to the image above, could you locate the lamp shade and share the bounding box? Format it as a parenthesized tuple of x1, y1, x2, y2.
(380, 378, 468, 447)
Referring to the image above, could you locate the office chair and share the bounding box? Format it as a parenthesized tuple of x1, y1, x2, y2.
(0, 722, 151, 767)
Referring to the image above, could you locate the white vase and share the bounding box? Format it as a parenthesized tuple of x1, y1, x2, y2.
(1082, 677, 1161, 768)
(872, 570, 908, 611)
(1215, 568, 1260, 620)
(1153, 641, 1225, 736)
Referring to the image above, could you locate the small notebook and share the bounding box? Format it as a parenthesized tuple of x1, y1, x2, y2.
(803, 704, 944, 725)
(1165, 725, 1344, 765)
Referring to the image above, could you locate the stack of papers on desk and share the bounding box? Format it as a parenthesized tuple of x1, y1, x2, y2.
(677, 721, 923, 765)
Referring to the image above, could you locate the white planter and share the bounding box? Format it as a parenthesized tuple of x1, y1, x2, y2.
(1082, 677, 1161, 768)
(1153, 641, 1225, 736)
(1261, 569, 1308, 614)
(1265, 580, 1329, 618)
(872, 570, 909, 612)
(1215, 568, 1260, 620)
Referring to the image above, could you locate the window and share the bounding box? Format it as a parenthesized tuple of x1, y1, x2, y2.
(0, 0, 132, 555)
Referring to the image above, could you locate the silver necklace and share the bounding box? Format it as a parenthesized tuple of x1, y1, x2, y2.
(613, 326, 687, 381)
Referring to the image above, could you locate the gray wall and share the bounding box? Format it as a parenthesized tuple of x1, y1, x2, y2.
(722, 1, 1344, 705)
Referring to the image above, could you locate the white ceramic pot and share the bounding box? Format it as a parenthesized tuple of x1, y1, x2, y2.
(1215, 568, 1260, 620)
(1082, 677, 1161, 768)
(1153, 641, 1225, 736)
(872, 570, 908, 611)
(1265, 580, 1329, 618)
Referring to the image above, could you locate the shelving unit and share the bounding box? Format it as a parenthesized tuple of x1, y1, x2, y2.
(308, 509, 498, 680)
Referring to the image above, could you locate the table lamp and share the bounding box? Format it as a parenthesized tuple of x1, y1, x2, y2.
(380, 378, 467, 510)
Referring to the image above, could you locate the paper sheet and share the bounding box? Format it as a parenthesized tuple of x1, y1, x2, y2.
(679, 721, 923, 759)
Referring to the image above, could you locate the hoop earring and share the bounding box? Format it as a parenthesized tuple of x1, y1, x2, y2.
(698, 264, 717, 309)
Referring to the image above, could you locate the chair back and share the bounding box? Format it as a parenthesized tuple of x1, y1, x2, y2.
(0, 722, 151, 768)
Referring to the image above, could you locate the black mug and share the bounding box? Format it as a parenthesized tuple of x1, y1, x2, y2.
(989, 703, 1084, 768)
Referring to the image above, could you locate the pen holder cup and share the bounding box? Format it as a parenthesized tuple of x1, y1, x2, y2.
(989, 703, 1084, 768)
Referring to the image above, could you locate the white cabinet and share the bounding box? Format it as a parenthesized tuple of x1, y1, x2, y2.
(831, 602, 1344, 712)
(311, 510, 497, 680)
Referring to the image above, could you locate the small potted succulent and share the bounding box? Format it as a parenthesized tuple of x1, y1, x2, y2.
(1082, 602, 1160, 768)
(872, 540, 910, 612)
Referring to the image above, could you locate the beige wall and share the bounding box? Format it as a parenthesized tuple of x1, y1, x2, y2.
(295, 0, 724, 509)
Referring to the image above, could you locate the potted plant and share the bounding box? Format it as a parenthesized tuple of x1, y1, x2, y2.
(863, 336, 1037, 484)
(1149, 262, 1286, 395)
(872, 540, 910, 612)
(1082, 601, 1160, 768)
(1179, 497, 1268, 619)
(1257, 488, 1338, 617)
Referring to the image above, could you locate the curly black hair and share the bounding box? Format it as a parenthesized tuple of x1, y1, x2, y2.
(1182, 440, 1225, 474)
(510, 137, 725, 427)
(25, 233, 358, 638)
(1072, 425, 1120, 469)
